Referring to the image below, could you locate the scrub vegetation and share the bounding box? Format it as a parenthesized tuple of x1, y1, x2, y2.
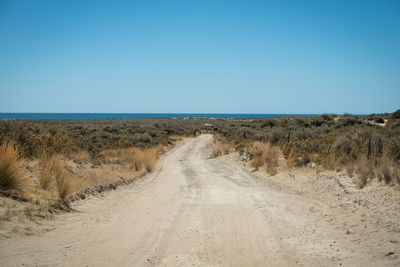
(212, 110, 400, 188)
(0, 118, 211, 221)
(1, 111, 400, 225)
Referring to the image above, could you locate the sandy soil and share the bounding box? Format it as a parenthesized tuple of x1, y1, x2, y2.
(0, 134, 399, 266)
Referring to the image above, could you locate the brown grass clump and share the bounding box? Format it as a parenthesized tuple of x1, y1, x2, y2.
(143, 148, 158, 172)
(129, 148, 144, 171)
(250, 156, 263, 170)
(56, 174, 77, 200)
(393, 166, 400, 186)
(211, 143, 223, 158)
(355, 158, 374, 188)
(210, 136, 231, 158)
(38, 153, 79, 199)
(250, 142, 279, 175)
(222, 144, 230, 155)
(265, 146, 279, 175)
(39, 153, 65, 189)
(286, 147, 311, 169)
(99, 146, 159, 172)
(71, 151, 91, 165)
(56, 174, 70, 200)
(41, 153, 81, 199)
(345, 164, 355, 177)
(384, 138, 400, 162)
(0, 142, 23, 192)
(377, 157, 392, 184)
(286, 149, 297, 169)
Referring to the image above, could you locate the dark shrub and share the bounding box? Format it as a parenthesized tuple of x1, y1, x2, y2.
(311, 118, 324, 127)
(260, 120, 275, 128)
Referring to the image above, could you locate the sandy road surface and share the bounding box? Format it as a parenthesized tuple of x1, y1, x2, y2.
(0, 134, 399, 266)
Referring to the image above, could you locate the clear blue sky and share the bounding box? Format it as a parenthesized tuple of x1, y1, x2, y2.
(0, 0, 399, 114)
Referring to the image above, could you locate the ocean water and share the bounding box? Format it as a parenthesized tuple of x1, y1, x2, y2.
(0, 113, 318, 120)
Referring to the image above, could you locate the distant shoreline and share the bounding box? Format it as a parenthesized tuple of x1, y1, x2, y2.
(0, 113, 320, 120)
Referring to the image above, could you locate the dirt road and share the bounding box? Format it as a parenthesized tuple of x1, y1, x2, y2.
(1, 135, 399, 266)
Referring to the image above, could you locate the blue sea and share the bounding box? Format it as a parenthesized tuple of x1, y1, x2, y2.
(0, 113, 318, 120)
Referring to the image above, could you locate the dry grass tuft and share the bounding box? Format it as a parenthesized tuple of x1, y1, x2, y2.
(393, 166, 400, 186)
(210, 136, 231, 158)
(143, 148, 158, 172)
(355, 158, 374, 188)
(39, 153, 65, 189)
(71, 151, 91, 165)
(265, 147, 279, 175)
(250, 142, 279, 175)
(0, 142, 23, 192)
(100, 147, 158, 172)
(211, 145, 222, 158)
(40, 153, 80, 199)
(286, 149, 296, 169)
(377, 157, 392, 184)
(222, 144, 231, 155)
(345, 164, 355, 177)
(129, 148, 144, 171)
(56, 174, 76, 200)
(286, 147, 311, 169)
(250, 155, 263, 170)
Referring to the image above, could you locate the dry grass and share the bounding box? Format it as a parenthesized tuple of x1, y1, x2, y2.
(39, 153, 64, 189)
(143, 148, 158, 172)
(210, 139, 231, 158)
(0, 142, 23, 192)
(222, 144, 231, 154)
(71, 151, 91, 165)
(250, 142, 279, 175)
(265, 146, 279, 175)
(101, 147, 139, 167)
(40, 153, 81, 199)
(250, 156, 263, 170)
(100, 147, 158, 172)
(345, 164, 355, 177)
(355, 158, 374, 188)
(394, 166, 400, 186)
(129, 148, 144, 171)
(286, 148, 311, 169)
(1, 139, 166, 224)
(56, 174, 80, 200)
(286, 149, 296, 169)
(56, 175, 71, 200)
(377, 157, 392, 184)
(211, 145, 223, 158)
